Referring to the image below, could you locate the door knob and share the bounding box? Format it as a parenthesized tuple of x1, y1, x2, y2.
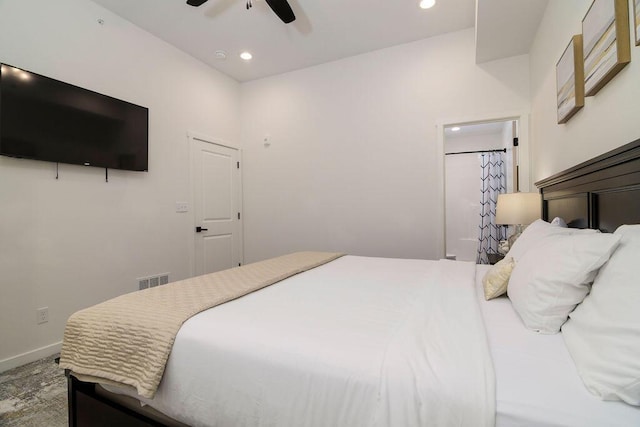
(195, 226, 208, 233)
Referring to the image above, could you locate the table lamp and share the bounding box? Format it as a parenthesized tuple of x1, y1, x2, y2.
(495, 192, 541, 249)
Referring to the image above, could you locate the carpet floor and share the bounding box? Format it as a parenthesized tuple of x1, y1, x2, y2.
(0, 355, 67, 427)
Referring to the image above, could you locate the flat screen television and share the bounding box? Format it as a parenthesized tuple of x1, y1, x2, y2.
(0, 63, 148, 171)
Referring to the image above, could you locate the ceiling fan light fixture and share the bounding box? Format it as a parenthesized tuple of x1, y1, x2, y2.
(186, 0, 209, 6)
(240, 51, 253, 61)
(185, 0, 295, 24)
(419, 0, 436, 9)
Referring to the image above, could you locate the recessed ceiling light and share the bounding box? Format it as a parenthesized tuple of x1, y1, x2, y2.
(215, 50, 227, 60)
(419, 0, 436, 9)
(451, 126, 461, 132)
(240, 51, 253, 61)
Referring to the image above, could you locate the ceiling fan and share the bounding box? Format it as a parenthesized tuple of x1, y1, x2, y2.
(186, 0, 296, 24)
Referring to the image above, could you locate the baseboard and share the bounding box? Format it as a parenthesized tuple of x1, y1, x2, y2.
(0, 341, 63, 373)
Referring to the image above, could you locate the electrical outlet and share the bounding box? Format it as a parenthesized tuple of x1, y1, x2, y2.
(37, 307, 49, 324)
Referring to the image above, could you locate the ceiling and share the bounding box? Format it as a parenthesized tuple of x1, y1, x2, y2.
(475, 0, 549, 63)
(91, 0, 548, 82)
(445, 121, 510, 138)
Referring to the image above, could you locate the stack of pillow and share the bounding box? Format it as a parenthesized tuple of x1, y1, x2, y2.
(482, 219, 640, 406)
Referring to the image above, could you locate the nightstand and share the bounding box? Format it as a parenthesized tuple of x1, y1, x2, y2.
(487, 253, 505, 265)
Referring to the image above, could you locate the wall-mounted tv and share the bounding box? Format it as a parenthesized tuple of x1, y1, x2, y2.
(0, 63, 148, 172)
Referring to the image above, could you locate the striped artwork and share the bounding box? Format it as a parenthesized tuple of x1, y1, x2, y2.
(582, 0, 630, 96)
(476, 152, 507, 264)
(635, 0, 640, 45)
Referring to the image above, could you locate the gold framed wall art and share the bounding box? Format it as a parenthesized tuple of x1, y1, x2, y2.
(634, 0, 640, 46)
(582, 0, 630, 96)
(557, 35, 585, 124)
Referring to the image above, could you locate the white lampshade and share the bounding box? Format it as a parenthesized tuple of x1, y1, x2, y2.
(495, 192, 541, 226)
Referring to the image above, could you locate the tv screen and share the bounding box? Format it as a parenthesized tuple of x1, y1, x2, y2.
(0, 63, 148, 171)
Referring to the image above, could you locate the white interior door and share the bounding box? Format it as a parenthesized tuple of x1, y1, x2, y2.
(191, 137, 242, 275)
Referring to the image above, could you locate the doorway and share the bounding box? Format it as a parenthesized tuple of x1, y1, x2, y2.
(443, 120, 518, 262)
(190, 135, 243, 275)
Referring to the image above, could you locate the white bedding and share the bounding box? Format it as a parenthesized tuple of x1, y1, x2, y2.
(475, 265, 640, 426)
(106, 256, 495, 427)
(102, 258, 640, 426)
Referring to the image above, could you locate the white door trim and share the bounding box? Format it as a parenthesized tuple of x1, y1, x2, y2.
(435, 111, 531, 260)
(187, 132, 243, 277)
(187, 131, 241, 150)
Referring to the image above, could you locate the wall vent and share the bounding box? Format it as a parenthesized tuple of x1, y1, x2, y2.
(137, 273, 170, 291)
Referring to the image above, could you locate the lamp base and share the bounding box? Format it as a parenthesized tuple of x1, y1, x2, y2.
(506, 224, 525, 251)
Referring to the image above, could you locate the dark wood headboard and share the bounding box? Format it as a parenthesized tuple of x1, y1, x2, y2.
(535, 138, 640, 232)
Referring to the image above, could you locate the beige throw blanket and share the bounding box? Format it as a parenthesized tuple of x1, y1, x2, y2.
(59, 251, 344, 398)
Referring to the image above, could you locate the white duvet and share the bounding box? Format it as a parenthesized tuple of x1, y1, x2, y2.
(108, 256, 495, 427)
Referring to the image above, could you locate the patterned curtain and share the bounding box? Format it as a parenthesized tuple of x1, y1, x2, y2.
(477, 152, 508, 264)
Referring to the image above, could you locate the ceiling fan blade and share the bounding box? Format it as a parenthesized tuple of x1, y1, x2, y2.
(264, 0, 296, 23)
(186, 0, 209, 6)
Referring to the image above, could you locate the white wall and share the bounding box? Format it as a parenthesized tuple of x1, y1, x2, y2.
(240, 28, 530, 263)
(0, 0, 240, 369)
(530, 0, 640, 182)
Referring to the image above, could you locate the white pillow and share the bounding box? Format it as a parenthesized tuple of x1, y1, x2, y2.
(507, 232, 621, 334)
(562, 225, 640, 405)
(506, 219, 597, 262)
(551, 217, 568, 227)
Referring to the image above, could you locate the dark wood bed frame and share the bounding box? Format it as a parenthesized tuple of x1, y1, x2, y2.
(536, 138, 640, 229)
(67, 375, 169, 427)
(66, 137, 640, 426)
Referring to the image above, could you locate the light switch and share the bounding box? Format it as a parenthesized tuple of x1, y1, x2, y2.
(176, 202, 189, 213)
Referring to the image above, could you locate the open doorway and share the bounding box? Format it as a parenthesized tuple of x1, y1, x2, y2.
(443, 120, 518, 263)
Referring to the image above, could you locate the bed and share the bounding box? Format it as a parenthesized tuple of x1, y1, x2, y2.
(62, 138, 640, 426)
